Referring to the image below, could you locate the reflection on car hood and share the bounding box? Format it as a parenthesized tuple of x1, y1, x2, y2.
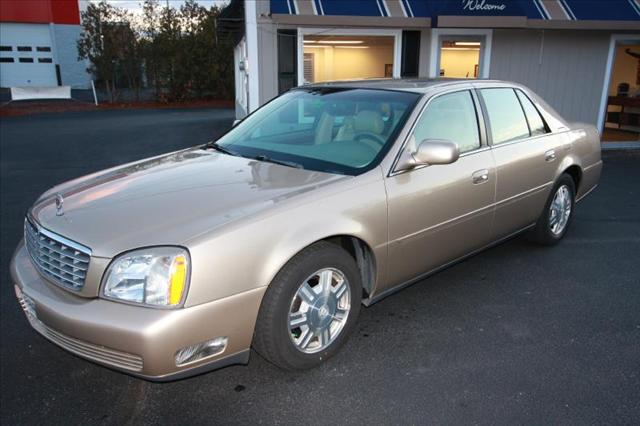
(30, 147, 346, 257)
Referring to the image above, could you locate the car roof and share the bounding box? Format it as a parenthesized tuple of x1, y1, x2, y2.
(301, 78, 516, 93)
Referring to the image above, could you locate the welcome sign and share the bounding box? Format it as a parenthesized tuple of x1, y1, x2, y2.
(399, 0, 542, 18)
(461, 0, 507, 12)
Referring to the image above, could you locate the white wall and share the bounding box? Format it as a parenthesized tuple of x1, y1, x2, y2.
(0, 23, 57, 87)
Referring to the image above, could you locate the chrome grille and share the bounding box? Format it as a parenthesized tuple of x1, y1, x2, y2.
(24, 218, 91, 291)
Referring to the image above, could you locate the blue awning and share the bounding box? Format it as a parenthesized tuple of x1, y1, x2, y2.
(271, 0, 295, 14)
(319, 0, 389, 16)
(562, 0, 640, 21)
(270, 0, 640, 21)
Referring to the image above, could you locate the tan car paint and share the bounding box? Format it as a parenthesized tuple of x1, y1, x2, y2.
(11, 80, 602, 380)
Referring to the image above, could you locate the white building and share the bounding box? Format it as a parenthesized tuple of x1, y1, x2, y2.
(219, 0, 640, 142)
(0, 0, 90, 90)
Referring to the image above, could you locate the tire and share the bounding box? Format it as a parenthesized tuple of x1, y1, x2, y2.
(528, 173, 576, 245)
(252, 241, 362, 370)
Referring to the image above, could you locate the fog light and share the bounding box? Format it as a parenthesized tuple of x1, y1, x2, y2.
(175, 337, 228, 366)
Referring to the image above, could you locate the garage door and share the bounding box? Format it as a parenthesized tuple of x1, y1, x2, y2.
(0, 23, 57, 88)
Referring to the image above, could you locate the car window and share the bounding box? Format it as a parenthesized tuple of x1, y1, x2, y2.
(516, 89, 548, 136)
(411, 90, 480, 154)
(480, 88, 530, 145)
(216, 88, 420, 175)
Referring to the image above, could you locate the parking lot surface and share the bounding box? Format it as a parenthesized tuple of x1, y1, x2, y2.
(1, 109, 639, 425)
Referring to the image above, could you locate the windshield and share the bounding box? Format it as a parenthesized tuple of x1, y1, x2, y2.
(215, 88, 420, 175)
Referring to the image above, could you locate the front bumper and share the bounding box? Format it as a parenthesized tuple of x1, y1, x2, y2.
(11, 241, 265, 381)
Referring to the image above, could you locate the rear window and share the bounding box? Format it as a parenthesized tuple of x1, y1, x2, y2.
(516, 90, 548, 136)
(480, 88, 530, 145)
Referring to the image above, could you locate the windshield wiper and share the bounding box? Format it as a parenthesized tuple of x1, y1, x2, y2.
(207, 142, 237, 156)
(254, 154, 303, 169)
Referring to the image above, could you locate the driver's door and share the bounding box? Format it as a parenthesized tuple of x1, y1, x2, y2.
(384, 89, 496, 288)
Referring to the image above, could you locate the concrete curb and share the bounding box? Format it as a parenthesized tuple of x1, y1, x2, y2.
(601, 142, 640, 150)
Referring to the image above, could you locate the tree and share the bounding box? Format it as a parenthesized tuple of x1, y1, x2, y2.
(77, 1, 117, 101)
(79, 0, 234, 103)
(77, 1, 143, 102)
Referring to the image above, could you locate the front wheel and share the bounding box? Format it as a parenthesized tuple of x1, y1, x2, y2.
(529, 174, 576, 245)
(252, 242, 362, 370)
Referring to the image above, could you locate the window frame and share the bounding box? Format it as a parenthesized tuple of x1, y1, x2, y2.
(390, 88, 488, 176)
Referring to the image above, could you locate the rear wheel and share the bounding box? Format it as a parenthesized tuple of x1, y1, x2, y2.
(253, 242, 361, 370)
(529, 174, 576, 245)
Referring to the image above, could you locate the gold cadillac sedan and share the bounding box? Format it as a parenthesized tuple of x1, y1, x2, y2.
(11, 79, 602, 380)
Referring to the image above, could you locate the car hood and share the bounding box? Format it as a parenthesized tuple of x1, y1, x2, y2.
(30, 147, 346, 257)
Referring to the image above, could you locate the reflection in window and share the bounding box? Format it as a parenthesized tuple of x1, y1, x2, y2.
(516, 90, 548, 137)
(480, 88, 530, 145)
(411, 91, 480, 153)
(216, 89, 419, 174)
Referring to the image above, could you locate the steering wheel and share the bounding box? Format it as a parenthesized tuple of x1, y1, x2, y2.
(354, 132, 386, 147)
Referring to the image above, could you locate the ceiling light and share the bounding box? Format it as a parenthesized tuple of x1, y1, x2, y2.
(317, 40, 364, 44)
(333, 46, 370, 49)
(454, 42, 481, 46)
(303, 40, 317, 44)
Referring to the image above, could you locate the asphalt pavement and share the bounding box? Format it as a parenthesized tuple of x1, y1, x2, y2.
(1, 108, 639, 425)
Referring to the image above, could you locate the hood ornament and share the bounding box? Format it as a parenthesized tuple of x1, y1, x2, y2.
(55, 193, 64, 216)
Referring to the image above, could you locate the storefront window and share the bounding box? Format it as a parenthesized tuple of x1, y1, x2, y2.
(438, 38, 481, 79)
(302, 35, 395, 84)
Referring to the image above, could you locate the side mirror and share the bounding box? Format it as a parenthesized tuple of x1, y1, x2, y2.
(232, 119, 241, 127)
(398, 139, 460, 170)
(414, 139, 460, 165)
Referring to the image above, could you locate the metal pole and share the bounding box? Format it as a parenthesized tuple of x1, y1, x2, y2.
(91, 80, 99, 106)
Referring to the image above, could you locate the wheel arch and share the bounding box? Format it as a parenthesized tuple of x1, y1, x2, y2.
(555, 153, 583, 194)
(262, 234, 379, 306)
(563, 164, 582, 192)
(322, 235, 377, 301)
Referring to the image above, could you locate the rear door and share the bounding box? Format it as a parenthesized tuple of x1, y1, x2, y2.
(384, 89, 496, 288)
(477, 86, 562, 238)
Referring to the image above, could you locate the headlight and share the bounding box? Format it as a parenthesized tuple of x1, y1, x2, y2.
(102, 247, 190, 307)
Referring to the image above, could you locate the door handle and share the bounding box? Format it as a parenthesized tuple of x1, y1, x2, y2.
(472, 169, 489, 185)
(545, 149, 556, 162)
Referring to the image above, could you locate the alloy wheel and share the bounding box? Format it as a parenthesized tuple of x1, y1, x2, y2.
(288, 268, 351, 354)
(549, 184, 572, 235)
